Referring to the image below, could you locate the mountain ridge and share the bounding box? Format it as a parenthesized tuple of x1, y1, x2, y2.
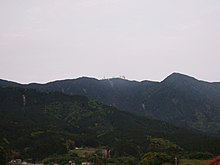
(2, 72, 220, 85)
(1, 73, 220, 134)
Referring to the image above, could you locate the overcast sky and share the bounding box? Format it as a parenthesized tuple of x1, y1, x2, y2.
(0, 0, 220, 83)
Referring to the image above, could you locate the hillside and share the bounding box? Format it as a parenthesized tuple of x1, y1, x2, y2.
(143, 73, 220, 134)
(1, 87, 220, 162)
(1, 73, 220, 135)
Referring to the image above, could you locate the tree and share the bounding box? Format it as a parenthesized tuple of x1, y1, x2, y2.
(0, 146, 6, 165)
(138, 152, 171, 165)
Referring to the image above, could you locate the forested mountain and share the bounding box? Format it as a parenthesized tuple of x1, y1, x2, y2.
(143, 73, 220, 134)
(1, 73, 220, 134)
(0, 86, 220, 162)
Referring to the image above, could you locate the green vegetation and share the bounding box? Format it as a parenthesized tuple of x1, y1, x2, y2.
(187, 152, 213, 160)
(1, 73, 219, 135)
(138, 152, 171, 165)
(178, 159, 209, 165)
(0, 86, 219, 164)
(0, 146, 7, 165)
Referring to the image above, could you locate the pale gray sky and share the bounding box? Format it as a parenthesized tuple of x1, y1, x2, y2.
(0, 0, 220, 83)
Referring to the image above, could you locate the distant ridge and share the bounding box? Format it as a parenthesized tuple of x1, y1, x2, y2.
(1, 73, 220, 134)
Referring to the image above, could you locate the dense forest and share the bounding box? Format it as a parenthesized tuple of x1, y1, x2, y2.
(1, 73, 220, 135)
(0, 87, 220, 164)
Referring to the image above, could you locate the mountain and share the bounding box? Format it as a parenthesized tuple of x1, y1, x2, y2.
(0, 77, 159, 115)
(1, 86, 220, 162)
(143, 73, 220, 134)
(27, 77, 159, 116)
(1, 73, 220, 134)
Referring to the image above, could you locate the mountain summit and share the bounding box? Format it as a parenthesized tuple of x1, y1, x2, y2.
(162, 72, 197, 83)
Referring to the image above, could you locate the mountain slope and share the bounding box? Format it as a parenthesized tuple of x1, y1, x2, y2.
(1, 73, 220, 134)
(144, 73, 220, 134)
(1, 87, 220, 161)
(26, 77, 159, 116)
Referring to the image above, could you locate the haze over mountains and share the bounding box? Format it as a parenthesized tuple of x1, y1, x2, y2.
(1, 73, 220, 135)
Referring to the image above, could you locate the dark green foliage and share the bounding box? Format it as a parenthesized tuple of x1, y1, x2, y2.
(1, 73, 220, 135)
(0, 146, 7, 165)
(138, 152, 171, 165)
(188, 152, 214, 160)
(111, 156, 137, 165)
(1, 86, 220, 161)
(146, 136, 183, 154)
